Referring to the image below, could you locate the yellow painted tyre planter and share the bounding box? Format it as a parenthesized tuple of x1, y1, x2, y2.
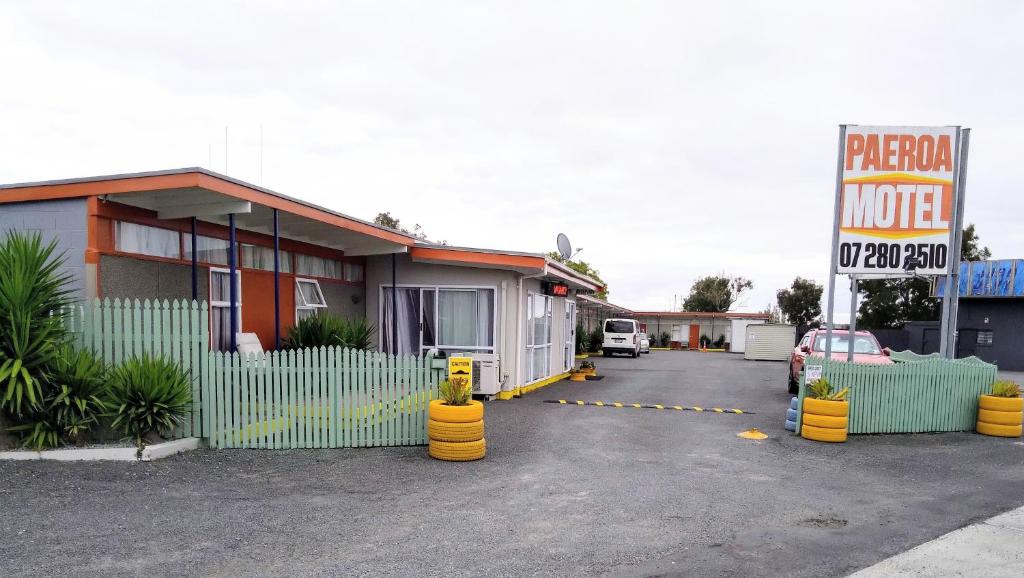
(801, 424, 848, 443)
(428, 399, 484, 423)
(976, 421, 1023, 438)
(427, 419, 484, 442)
(802, 413, 848, 429)
(428, 438, 486, 461)
(802, 398, 849, 417)
(570, 373, 587, 382)
(977, 408, 1023, 427)
(978, 395, 1024, 413)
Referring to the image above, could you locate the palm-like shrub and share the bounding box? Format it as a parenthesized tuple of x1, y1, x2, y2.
(107, 355, 192, 451)
(282, 313, 376, 351)
(439, 377, 472, 406)
(342, 317, 375, 350)
(588, 328, 603, 353)
(807, 377, 849, 401)
(11, 346, 109, 449)
(0, 232, 72, 415)
(991, 380, 1022, 398)
(575, 323, 588, 354)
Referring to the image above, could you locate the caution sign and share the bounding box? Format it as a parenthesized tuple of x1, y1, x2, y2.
(448, 356, 473, 385)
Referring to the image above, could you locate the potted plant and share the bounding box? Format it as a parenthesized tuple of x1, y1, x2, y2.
(427, 377, 485, 461)
(976, 380, 1023, 438)
(580, 360, 596, 376)
(570, 368, 588, 382)
(800, 377, 849, 443)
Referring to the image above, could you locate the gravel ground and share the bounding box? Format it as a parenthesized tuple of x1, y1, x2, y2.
(2, 351, 1023, 577)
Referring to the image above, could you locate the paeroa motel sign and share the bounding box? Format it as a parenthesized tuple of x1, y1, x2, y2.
(836, 126, 961, 276)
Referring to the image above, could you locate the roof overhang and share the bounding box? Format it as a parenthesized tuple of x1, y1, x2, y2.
(408, 246, 603, 293)
(577, 294, 634, 316)
(0, 168, 415, 256)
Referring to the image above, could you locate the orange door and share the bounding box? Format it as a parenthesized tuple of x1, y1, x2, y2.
(688, 325, 700, 349)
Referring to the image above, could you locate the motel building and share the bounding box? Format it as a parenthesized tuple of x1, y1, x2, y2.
(0, 168, 602, 399)
(632, 311, 770, 351)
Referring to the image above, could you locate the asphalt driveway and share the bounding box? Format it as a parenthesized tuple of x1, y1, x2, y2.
(2, 351, 1023, 577)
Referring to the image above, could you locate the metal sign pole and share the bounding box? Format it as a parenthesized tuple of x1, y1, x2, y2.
(945, 129, 971, 358)
(824, 125, 848, 360)
(847, 276, 858, 361)
(938, 127, 963, 358)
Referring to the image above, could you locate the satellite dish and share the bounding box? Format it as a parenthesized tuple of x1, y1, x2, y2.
(556, 233, 572, 260)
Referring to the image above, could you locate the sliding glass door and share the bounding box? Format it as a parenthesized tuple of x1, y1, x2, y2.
(526, 293, 552, 382)
(382, 286, 496, 356)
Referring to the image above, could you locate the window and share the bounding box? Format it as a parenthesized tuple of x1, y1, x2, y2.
(295, 278, 328, 321)
(241, 243, 293, 273)
(184, 235, 231, 265)
(605, 320, 635, 334)
(344, 262, 364, 282)
(209, 268, 241, 352)
(526, 293, 552, 382)
(114, 221, 181, 258)
(977, 330, 994, 345)
(381, 286, 496, 356)
(295, 254, 343, 279)
(813, 334, 881, 355)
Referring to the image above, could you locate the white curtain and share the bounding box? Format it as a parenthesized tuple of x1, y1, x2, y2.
(115, 221, 180, 258)
(382, 288, 420, 354)
(438, 289, 494, 348)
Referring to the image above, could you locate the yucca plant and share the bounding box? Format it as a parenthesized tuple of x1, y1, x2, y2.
(340, 317, 376, 350)
(439, 377, 472, 406)
(807, 377, 849, 401)
(990, 380, 1022, 398)
(9, 345, 109, 450)
(0, 232, 72, 415)
(580, 360, 595, 370)
(282, 313, 376, 351)
(107, 355, 192, 453)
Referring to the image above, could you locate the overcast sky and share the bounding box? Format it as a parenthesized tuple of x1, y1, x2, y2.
(2, 1, 1022, 316)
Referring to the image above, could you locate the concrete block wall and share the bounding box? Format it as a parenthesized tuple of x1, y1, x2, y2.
(0, 199, 88, 299)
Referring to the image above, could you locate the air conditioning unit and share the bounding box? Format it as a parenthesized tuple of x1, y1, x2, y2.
(469, 353, 501, 395)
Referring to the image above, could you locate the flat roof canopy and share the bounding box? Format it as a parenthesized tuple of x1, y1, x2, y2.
(0, 168, 415, 256)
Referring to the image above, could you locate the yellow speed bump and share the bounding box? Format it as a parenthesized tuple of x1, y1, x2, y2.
(546, 400, 754, 415)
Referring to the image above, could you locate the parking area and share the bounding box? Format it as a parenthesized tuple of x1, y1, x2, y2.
(2, 351, 1024, 577)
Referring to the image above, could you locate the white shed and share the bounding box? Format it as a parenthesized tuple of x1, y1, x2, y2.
(743, 324, 796, 361)
(729, 319, 765, 353)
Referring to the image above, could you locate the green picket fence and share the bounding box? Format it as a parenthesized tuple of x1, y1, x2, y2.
(206, 348, 439, 449)
(797, 356, 998, 434)
(62, 298, 444, 448)
(63, 298, 208, 438)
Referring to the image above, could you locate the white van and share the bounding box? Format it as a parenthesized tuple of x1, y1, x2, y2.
(603, 318, 641, 357)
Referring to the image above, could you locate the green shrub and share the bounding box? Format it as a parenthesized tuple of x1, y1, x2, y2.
(11, 345, 110, 450)
(659, 332, 670, 347)
(588, 328, 603, 353)
(282, 313, 376, 351)
(575, 323, 588, 354)
(0, 232, 73, 415)
(439, 377, 472, 406)
(991, 380, 1022, 398)
(713, 335, 726, 348)
(107, 355, 192, 452)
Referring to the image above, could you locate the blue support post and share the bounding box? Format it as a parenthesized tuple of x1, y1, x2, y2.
(190, 217, 198, 301)
(229, 213, 238, 353)
(273, 209, 281, 350)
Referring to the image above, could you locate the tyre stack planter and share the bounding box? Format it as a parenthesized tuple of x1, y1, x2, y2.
(800, 398, 848, 443)
(976, 395, 1023, 438)
(785, 397, 799, 432)
(428, 400, 486, 461)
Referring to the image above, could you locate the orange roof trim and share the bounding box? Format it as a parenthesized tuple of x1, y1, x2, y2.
(0, 169, 414, 247)
(410, 246, 546, 270)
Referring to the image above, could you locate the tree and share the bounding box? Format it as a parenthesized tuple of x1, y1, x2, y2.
(776, 277, 823, 327)
(857, 223, 991, 329)
(682, 275, 753, 312)
(761, 304, 783, 324)
(547, 252, 608, 300)
(373, 212, 444, 244)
